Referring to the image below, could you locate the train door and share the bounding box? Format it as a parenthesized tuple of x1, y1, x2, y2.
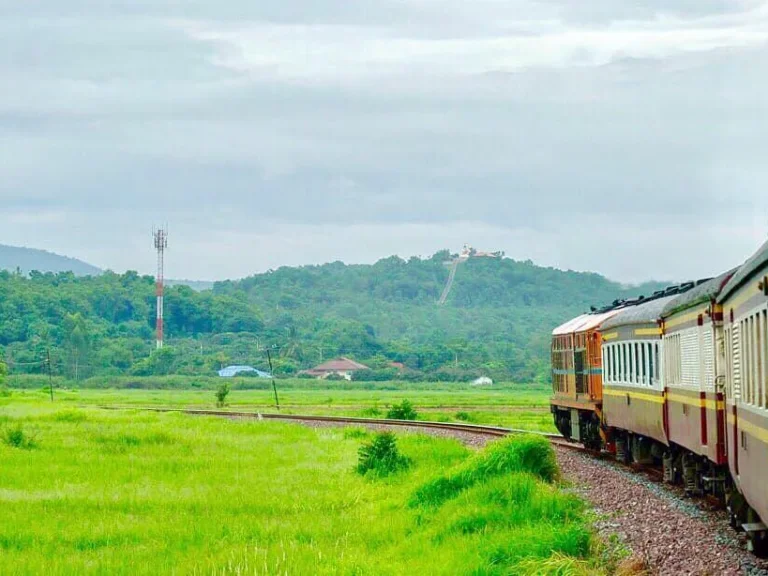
(575, 349, 587, 395)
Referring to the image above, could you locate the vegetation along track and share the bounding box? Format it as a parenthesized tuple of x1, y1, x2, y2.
(105, 407, 768, 574)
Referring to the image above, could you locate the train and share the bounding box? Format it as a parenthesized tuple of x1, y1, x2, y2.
(550, 239, 768, 553)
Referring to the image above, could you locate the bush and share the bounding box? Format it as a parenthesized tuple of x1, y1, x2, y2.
(215, 382, 230, 407)
(410, 435, 558, 507)
(455, 411, 472, 422)
(3, 424, 37, 450)
(356, 432, 411, 477)
(386, 400, 417, 420)
(360, 406, 382, 418)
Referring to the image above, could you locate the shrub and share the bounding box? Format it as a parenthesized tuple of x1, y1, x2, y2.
(455, 411, 472, 422)
(410, 435, 558, 507)
(215, 382, 230, 407)
(386, 400, 417, 420)
(356, 432, 411, 477)
(360, 406, 382, 418)
(2, 424, 37, 450)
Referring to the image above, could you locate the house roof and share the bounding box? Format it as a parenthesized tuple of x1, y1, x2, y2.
(218, 365, 272, 378)
(308, 357, 370, 372)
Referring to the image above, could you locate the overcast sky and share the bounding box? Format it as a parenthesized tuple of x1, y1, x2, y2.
(1, 0, 767, 282)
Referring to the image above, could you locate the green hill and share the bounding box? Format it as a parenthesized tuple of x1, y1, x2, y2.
(0, 251, 667, 383)
(0, 244, 101, 276)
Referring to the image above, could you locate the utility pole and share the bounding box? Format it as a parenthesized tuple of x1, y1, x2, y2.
(267, 349, 280, 411)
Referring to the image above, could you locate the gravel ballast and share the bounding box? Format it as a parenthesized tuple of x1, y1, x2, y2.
(555, 447, 768, 576)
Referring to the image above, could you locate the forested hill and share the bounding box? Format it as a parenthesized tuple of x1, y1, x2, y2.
(0, 244, 101, 276)
(0, 251, 666, 384)
(210, 251, 666, 382)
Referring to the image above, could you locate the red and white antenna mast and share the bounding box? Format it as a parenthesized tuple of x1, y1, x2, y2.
(153, 228, 168, 349)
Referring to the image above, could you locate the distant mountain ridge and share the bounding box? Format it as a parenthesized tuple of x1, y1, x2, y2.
(0, 244, 101, 276)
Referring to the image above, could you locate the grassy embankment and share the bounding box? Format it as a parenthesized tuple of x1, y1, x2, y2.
(5, 377, 557, 433)
(0, 399, 604, 575)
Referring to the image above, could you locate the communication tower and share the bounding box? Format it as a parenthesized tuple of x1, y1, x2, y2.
(153, 228, 168, 349)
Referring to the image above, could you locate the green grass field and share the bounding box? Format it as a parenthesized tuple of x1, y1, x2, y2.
(3, 380, 558, 433)
(0, 398, 603, 575)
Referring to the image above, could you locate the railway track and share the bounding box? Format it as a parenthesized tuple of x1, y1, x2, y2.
(128, 406, 567, 440)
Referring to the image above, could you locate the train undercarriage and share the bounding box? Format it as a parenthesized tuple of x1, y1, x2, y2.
(553, 405, 768, 556)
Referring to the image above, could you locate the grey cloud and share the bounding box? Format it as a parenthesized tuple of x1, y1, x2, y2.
(1, 0, 767, 280)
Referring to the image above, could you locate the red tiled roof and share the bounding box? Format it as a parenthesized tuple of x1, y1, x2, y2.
(308, 357, 370, 372)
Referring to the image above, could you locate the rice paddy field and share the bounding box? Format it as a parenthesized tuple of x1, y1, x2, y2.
(0, 388, 611, 575)
(3, 380, 558, 434)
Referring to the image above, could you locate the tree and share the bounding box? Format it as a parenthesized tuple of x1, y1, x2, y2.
(63, 313, 89, 381)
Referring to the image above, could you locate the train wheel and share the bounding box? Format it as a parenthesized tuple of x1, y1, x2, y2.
(662, 451, 675, 484)
(615, 434, 630, 464)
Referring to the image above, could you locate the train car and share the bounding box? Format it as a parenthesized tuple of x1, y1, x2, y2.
(718, 240, 768, 551)
(659, 270, 734, 494)
(600, 295, 677, 463)
(550, 308, 621, 448)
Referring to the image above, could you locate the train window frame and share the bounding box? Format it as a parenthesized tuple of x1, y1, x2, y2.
(640, 342, 647, 385)
(648, 342, 655, 386)
(757, 308, 765, 409)
(608, 344, 614, 382)
(745, 317, 753, 406)
(725, 326, 732, 399)
(758, 307, 768, 409)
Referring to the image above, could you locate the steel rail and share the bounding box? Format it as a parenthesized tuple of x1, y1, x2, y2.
(100, 405, 574, 442)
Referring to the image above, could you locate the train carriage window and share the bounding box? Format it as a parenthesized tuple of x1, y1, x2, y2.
(762, 310, 768, 408)
(655, 343, 661, 385)
(748, 318, 752, 405)
(640, 343, 647, 385)
(621, 344, 632, 382)
(748, 316, 753, 405)
(621, 344, 631, 382)
(611, 345, 617, 382)
(757, 311, 764, 409)
(648, 343, 655, 387)
(635, 342, 641, 384)
(607, 345, 613, 381)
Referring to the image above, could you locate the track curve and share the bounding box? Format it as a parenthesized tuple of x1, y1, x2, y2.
(104, 406, 581, 447)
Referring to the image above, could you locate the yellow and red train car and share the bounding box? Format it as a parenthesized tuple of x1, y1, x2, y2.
(719, 240, 768, 551)
(550, 239, 768, 554)
(600, 295, 674, 463)
(659, 270, 734, 494)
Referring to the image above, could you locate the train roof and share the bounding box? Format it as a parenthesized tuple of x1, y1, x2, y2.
(552, 309, 622, 336)
(718, 239, 768, 303)
(661, 268, 736, 318)
(601, 295, 678, 329)
(552, 314, 590, 336)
